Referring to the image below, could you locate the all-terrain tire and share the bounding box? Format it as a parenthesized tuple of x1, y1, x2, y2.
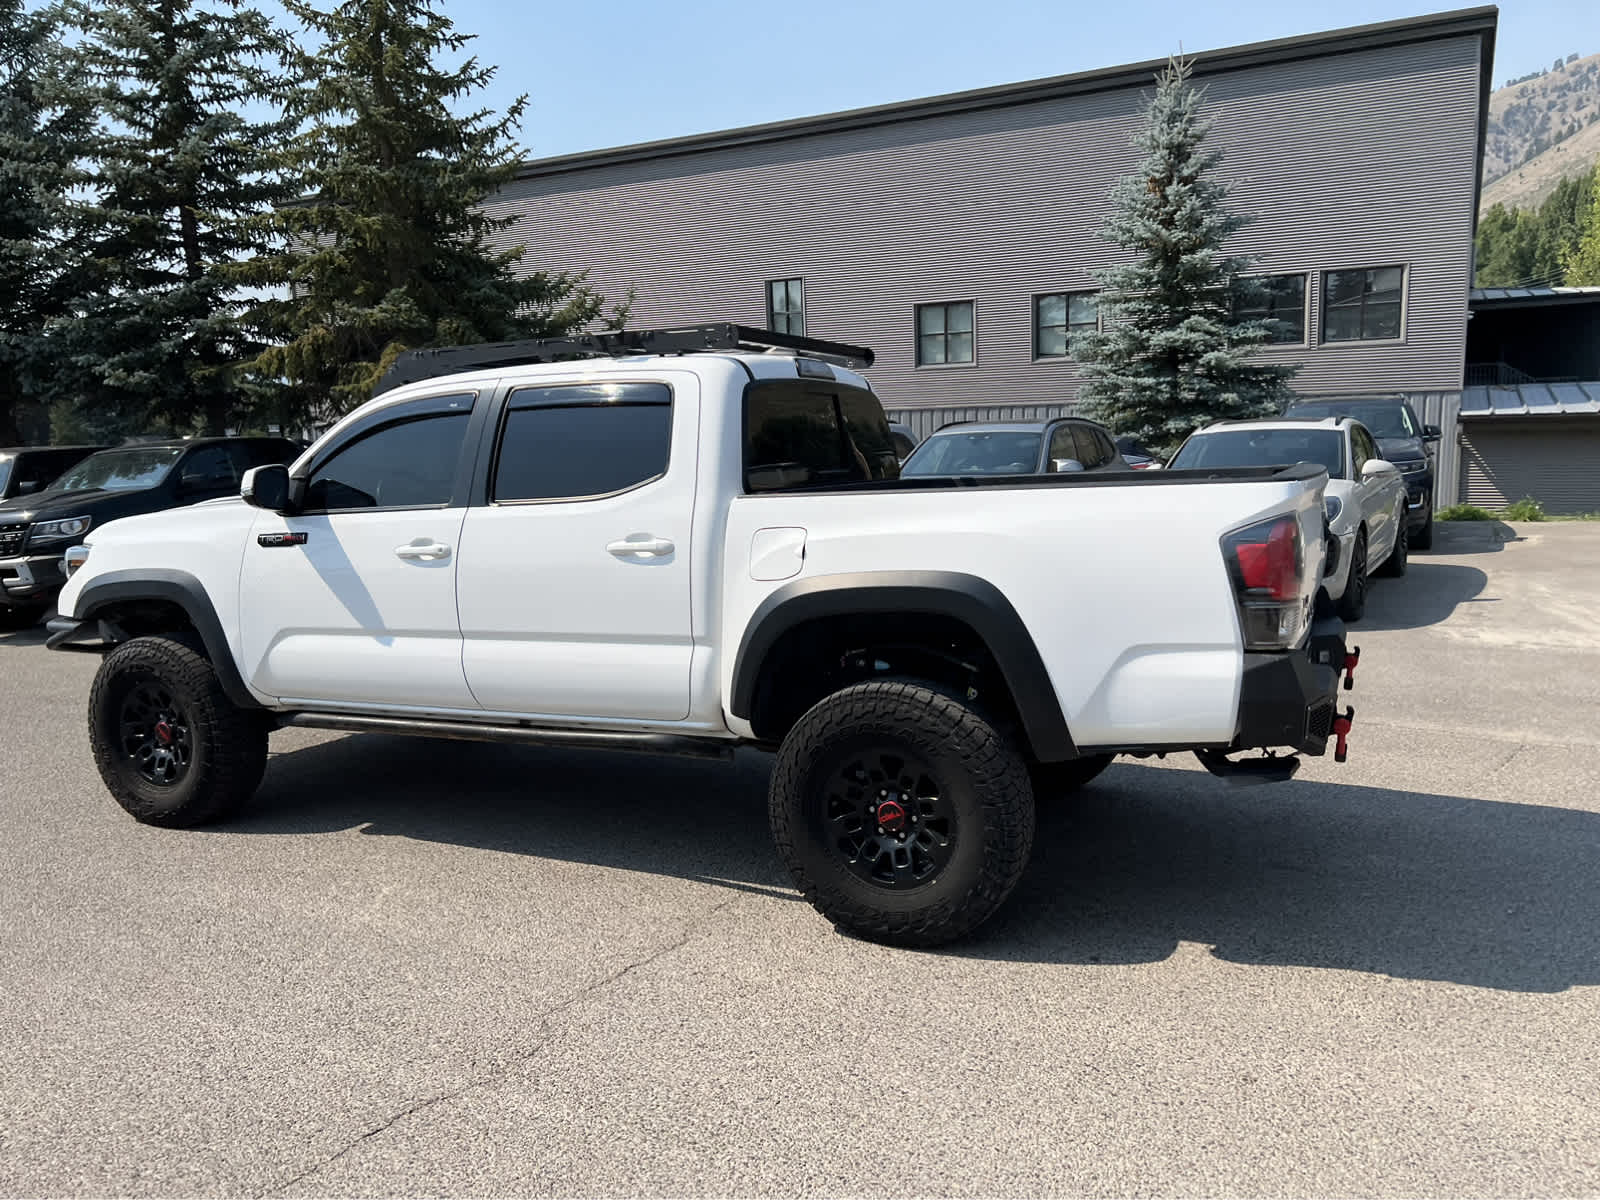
(1378, 515, 1409, 577)
(1337, 532, 1368, 622)
(1412, 508, 1434, 550)
(88, 634, 269, 828)
(769, 679, 1035, 948)
(1031, 752, 1115, 799)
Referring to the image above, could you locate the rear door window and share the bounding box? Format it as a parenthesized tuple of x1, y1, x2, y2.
(493, 382, 673, 502)
(744, 380, 899, 491)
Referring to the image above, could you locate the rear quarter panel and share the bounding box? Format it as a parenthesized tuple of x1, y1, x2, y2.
(721, 475, 1325, 748)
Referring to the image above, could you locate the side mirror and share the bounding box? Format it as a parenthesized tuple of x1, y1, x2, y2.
(241, 464, 292, 512)
(1052, 458, 1086, 473)
(1361, 458, 1399, 480)
(15, 480, 41, 496)
(1423, 424, 1441, 441)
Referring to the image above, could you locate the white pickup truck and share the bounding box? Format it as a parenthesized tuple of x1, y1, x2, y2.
(48, 324, 1360, 947)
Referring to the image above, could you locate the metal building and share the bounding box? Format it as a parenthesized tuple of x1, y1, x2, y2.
(483, 8, 1497, 474)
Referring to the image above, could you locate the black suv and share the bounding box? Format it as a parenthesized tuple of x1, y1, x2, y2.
(1283, 397, 1440, 548)
(0, 445, 108, 503)
(0, 437, 301, 628)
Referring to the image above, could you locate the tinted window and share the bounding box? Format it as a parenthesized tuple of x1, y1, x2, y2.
(745, 381, 899, 491)
(304, 413, 469, 510)
(46, 447, 184, 493)
(230, 440, 300, 474)
(1046, 425, 1076, 465)
(177, 446, 238, 494)
(1323, 267, 1405, 342)
(1285, 402, 1417, 439)
(494, 383, 672, 502)
(1071, 425, 1108, 468)
(1352, 425, 1379, 471)
(1034, 292, 1098, 358)
(1168, 429, 1346, 477)
(902, 431, 1042, 477)
(1235, 274, 1308, 343)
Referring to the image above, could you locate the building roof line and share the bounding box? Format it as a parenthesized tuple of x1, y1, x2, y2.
(513, 6, 1499, 181)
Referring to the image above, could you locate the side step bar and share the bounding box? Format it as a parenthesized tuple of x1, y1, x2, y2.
(282, 712, 737, 761)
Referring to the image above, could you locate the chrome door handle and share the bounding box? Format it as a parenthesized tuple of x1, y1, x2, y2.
(395, 540, 452, 561)
(607, 536, 675, 558)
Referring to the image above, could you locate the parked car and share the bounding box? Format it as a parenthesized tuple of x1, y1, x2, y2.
(1282, 397, 1439, 548)
(1114, 435, 1164, 470)
(887, 421, 919, 463)
(899, 416, 1129, 477)
(47, 325, 1358, 947)
(1167, 416, 1407, 620)
(0, 445, 108, 503)
(0, 436, 300, 629)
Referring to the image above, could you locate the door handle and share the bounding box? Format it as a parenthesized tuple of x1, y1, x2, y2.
(395, 539, 452, 561)
(607, 536, 675, 558)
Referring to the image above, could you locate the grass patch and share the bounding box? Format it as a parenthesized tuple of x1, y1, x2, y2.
(1499, 496, 1547, 522)
(1436, 498, 1600, 522)
(1436, 504, 1497, 521)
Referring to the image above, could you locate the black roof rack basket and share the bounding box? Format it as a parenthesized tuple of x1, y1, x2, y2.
(373, 323, 875, 396)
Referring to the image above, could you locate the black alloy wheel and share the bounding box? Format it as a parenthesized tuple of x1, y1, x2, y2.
(821, 745, 957, 889)
(118, 679, 194, 786)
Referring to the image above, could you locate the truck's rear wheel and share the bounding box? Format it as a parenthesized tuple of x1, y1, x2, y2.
(1031, 753, 1115, 799)
(88, 634, 268, 828)
(769, 680, 1035, 947)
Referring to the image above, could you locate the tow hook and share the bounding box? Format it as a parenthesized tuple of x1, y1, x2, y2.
(1332, 705, 1355, 762)
(1342, 645, 1361, 690)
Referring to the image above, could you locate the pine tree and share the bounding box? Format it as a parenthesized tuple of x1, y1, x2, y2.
(1564, 163, 1600, 285)
(241, 0, 618, 419)
(53, 0, 298, 437)
(1072, 57, 1297, 456)
(0, 0, 92, 444)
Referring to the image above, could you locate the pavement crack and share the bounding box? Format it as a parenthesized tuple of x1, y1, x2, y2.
(256, 895, 739, 1197)
(1490, 742, 1528, 773)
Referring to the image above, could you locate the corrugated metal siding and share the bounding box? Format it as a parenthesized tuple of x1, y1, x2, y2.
(483, 35, 1481, 415)
(1460, 418, 1600, 513)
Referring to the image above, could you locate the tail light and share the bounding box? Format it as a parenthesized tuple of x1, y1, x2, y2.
(1222, 514, 1307, 650)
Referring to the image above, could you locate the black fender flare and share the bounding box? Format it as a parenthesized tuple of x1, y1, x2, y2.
(730, 570, 1078, 761)
(74, 568, 262, 710)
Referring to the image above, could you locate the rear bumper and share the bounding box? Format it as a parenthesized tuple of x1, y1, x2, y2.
(1235, 615, 1348, 756)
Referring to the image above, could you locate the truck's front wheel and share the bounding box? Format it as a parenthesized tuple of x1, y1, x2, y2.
(769, 680, 1035, 947)
(88, 634, 268, 828)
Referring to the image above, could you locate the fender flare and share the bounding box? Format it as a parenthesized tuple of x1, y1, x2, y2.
(730, 570, 1078, 761)
(75, 568, 262, 710)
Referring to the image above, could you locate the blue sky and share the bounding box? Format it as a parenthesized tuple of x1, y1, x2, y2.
(397, 0, 1595, 160)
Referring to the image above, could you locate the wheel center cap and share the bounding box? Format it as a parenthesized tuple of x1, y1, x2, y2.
(155, 721, 173, 745)
(877, 798, 908, 833)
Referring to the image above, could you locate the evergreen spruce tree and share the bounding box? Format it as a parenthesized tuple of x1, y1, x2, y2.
(54, 0, 297, 436)
(242, 0, 617, 418)
(0, 0, 92, 444)
(1073, 57, 1297, 456)
(1561, 164, 1600, 285)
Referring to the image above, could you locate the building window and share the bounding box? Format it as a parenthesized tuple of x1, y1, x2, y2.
(1034, 292, 1098, 358)
(1322, 267, 1405, 342)
(767, 278, 805, 336)
(1235, 274, 1308, 344)
(916, 301, 974, 365)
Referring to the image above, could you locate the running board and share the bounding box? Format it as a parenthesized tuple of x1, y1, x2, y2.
(282, 712, 737, 760)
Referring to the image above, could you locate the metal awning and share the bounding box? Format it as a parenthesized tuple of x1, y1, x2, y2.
(1459, 382, 1600, 418)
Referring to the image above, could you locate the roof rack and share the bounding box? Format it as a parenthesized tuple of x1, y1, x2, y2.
(373, 323, 875, 395)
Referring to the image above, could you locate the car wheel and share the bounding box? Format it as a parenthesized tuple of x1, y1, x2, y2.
(1379, 516, 1409, 577)
(769, 679, 1035, 948)
(1337, 532, 1368, 622)
(88, 633, 269, 828)
(1413, 507, 1434, 550)
(0, 604, 46, 632)
(1031, 753, 1115, 799)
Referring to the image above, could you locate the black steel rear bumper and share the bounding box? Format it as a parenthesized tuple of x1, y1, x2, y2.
(1235, 614, 1349, 756)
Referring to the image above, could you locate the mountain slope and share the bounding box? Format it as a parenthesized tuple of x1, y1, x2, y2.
(1480, 51, 1600, 214)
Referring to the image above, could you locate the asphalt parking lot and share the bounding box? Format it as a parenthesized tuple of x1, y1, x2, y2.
(3, 521, 1599, 1197)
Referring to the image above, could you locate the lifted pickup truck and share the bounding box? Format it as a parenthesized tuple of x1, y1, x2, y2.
(48, 324, 1358, 947)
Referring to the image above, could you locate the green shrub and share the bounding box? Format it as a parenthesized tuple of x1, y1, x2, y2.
(1500, 496, 1547, 521)
(1435, 504, 1497, 521)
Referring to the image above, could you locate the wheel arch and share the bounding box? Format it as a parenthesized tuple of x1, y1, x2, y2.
(730, 570, 1077, 762)
(75, 568, 261, 710)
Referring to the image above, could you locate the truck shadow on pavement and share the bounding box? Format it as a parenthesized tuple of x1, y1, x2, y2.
(236, 735, 1600, 994)
(1354, 561, 1491, 631)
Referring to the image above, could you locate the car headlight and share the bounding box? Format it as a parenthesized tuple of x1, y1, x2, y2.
(1323, 495, 1343, 523)
(29, 515, 92, 543)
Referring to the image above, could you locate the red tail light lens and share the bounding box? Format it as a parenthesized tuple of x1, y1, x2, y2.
(1222, 514, 1307, 650)
(1231, 516, 1299, 600)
